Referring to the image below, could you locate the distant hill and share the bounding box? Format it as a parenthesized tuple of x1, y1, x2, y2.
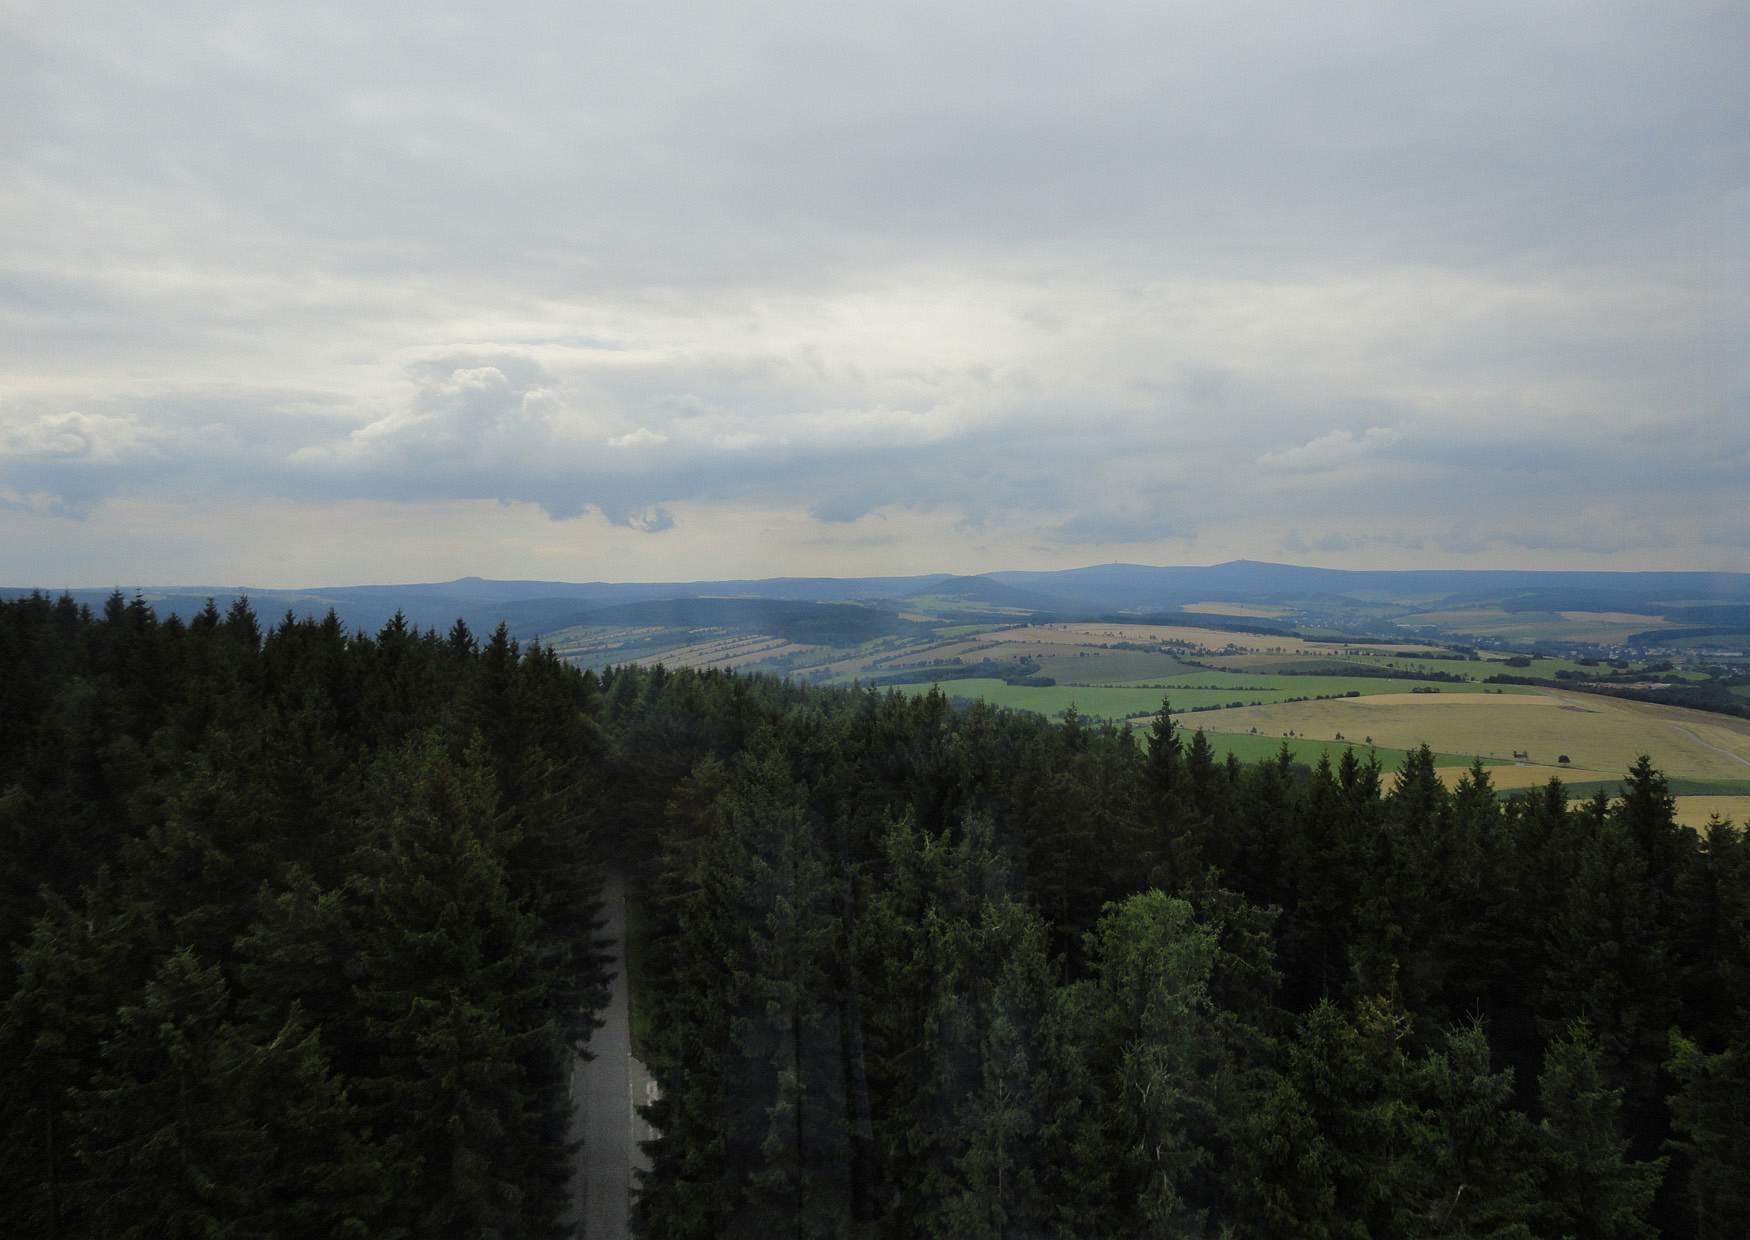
(6, 561, 1749, 646)
(897, 574, 1068, 615)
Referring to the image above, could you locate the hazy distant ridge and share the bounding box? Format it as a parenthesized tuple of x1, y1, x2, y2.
(6, 560, 1749, 643)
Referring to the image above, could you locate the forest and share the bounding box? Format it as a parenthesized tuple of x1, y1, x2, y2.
(2, 591, 1747, 1238)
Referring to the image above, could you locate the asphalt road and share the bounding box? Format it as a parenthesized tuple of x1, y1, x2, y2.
(567, 872, 656, 1239)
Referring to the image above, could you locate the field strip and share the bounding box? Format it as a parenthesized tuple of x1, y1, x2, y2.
(1441, 765, 1612, 790)
(1671, 725, 1750, 770)
(1347, 692, 1560, 707)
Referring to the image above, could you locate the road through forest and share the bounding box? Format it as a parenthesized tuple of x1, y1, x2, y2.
(567, 872, 656, 1239)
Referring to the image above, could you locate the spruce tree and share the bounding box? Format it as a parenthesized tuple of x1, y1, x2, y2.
(1537, 1020, 1663, 1240)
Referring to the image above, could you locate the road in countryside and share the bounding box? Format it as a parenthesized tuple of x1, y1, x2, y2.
(567, 872, 656, 1239)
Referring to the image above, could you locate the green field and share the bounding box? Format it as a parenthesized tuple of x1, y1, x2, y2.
(893, 679, 1285, 718)
(1196, 731, 1506, 772)
(1105, 672, 1538, 698)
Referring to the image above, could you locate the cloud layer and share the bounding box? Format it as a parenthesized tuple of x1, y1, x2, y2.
(2, 1, 1745, 584)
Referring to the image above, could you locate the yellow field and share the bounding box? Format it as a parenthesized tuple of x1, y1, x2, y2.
(1670, 797, 1750, 829)
(1439, 764, 1613, 790)
(1181, 601, 1293, 619)
(1561, 796, 1749, 830)
(1176, 689, 1750, 782)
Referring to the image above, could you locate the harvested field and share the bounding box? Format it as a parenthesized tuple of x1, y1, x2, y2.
(1193, 730, 1506, 772)
(1346, 692, 1555, 707)
(1670, 797, 1750, 828)
(1399, 607, 1671, 645)
(1441, 764, 1613, 790)
(1163, 690, 1750, 783)
(1033, 650, 1201, 682)
(1560, 796, 1749, 829)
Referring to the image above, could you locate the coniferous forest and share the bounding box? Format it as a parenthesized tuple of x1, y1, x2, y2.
(3, 592, 1748, 1239)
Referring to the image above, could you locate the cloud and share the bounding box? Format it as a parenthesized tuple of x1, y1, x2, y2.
(1258, 426, 1402, 474)
(618, 505, 675, 533)
(2, 411, 160, 464)
(1282, 528, 1425, 556)
(1, 2, 1745, 580)
(607, 427, 667, 449)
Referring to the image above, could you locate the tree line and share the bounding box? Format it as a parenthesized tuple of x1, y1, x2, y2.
(2, 591, 1747, 1236)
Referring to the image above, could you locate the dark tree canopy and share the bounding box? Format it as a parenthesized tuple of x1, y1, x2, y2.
(1, 590, 1745, 1237)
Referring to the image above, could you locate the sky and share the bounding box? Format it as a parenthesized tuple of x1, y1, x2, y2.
(2, 1, 1746, 587)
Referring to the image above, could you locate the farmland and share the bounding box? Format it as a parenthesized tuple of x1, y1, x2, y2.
(1192, 731, 1506, 773)
(1163, 690, 1750, 785)
(505, 571, 1750, 807)
(1396, 607, 1673, 645)
(832, 617, 1750, 789)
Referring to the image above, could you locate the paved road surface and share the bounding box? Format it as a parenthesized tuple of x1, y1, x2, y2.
(567, 872, 656, 1239)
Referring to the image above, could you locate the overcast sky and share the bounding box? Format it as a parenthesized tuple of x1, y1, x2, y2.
(2, 1, 1745, 586)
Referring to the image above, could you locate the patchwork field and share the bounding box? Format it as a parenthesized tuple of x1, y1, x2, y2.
(1152, 690, 1750, 783)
